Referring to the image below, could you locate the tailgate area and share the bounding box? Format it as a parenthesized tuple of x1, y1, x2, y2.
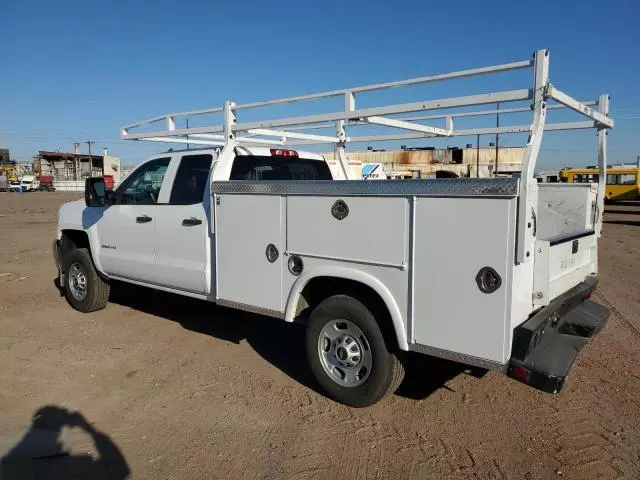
(533, 231, 597, 306)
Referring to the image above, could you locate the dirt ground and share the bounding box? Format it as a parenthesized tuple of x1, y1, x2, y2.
(0, 192, 639, 480)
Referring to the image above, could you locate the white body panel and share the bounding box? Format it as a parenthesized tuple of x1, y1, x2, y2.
(153, 203, 209, 293)
(286, 196, 408, 268)
(96, 204, 157, 283)
(533, 233, 597, 306)
(215, 194, 284, 313)
(282, 259, 409, 350)
(412, 197, 516, 363)
(57, 199, 106, 274)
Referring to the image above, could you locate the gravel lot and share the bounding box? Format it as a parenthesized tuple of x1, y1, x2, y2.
(1, 192, 639, 479)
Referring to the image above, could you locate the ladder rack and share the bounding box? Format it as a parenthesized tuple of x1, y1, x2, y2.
(121, 49, 612, 155)
(121, 49, 613, 262)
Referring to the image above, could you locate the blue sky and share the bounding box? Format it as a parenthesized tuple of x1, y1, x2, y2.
(1, 0, 638, 171)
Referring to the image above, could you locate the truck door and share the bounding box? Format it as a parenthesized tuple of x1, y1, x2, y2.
(152, 153, 212, 293)
(215, 193, 284, 314)
(96, 157, 171, 282)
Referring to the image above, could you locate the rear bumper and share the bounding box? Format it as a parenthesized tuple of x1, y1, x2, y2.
(508, 275, 609, 393)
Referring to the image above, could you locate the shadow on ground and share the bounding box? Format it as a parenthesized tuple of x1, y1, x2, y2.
(606, 201, 640, 208)
(603, 219, 640, 226)
(0, 405, 129, 480)
(604, 209, 640, 215)
(109, 282, 480, 402)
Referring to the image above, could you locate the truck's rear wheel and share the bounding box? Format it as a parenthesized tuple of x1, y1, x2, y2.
(306, 295, 404, 407)
(63, 248, 110, 313)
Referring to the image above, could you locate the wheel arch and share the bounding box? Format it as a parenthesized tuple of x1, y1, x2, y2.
(284, 266, 409, 351)
(59, 228, 105, 275)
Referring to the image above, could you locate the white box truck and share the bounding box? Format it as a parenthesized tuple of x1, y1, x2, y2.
(54, 50, 613, 406)
(19, 174, 39, 192)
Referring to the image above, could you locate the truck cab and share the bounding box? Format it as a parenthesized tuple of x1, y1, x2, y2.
(56, 147, 332, 295)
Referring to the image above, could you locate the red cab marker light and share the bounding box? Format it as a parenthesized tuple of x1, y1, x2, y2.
(509, 365, 531, 383)
(270, 149, 298, 157)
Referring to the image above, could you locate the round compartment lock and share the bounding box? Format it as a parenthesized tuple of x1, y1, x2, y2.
(475, 267, 502, 294)
(265, 243, 279, 263)
(331, 200, 349, 220)
(288, 255, 304, 276)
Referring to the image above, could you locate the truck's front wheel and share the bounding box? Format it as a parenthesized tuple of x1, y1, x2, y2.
(306, 295, 404, 407)
(63, 248, 110, 313)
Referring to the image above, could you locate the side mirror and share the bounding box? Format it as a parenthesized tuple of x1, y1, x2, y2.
(105, 189, 116, 204)
(85, 177, 107, 207)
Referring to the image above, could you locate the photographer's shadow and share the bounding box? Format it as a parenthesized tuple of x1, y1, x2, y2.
(1, 405, 130, 480)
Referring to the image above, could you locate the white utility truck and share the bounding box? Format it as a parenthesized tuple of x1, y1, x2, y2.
(55, 50, 613, 406)
(20, 175, 39, 192)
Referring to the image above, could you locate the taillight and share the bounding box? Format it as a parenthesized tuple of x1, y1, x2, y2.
(270, 149, 299, 157)
(509, 365, 531, 383)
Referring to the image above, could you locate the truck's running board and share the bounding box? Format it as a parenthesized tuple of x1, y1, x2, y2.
(508, 278, 609, 393)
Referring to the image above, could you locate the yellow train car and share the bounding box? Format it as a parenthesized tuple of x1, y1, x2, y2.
(559, 167, 639, 201)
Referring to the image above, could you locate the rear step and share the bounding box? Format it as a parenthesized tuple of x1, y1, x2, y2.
(559, 300, 609, 337)
(508, 278, 609, 393)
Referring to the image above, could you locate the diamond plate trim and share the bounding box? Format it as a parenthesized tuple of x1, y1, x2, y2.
(216, 298, 284, 319)
(212, 178, 519, 197)
(409, 343, 507, 372)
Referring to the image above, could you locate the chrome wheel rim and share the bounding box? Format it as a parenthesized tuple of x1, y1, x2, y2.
(68, 262, 87, 301)
(318, 319, 372, 387)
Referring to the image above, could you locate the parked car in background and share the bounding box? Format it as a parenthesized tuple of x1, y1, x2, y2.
(8, 180, 21, 192)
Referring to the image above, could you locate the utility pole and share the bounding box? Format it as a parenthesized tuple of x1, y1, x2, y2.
(495, 102, 500, 177)
(73, 143, 81, 180)
(476, 134, 480, 178)
(85, 140, 94, 180)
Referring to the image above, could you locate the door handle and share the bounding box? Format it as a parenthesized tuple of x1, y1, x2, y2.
(182, 217, 202, 226)
(136, 215, 152, 223)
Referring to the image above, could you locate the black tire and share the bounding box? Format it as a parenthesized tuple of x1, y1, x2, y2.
(306, 295, 405, 407)
(62, 248, 110, 313)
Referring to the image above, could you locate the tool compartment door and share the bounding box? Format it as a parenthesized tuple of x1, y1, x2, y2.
(412, 197, 517, 363)
(214, 194, 284, 313)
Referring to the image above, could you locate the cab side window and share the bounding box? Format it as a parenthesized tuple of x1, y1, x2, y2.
(169, 154, 213, 205)
(229, 156, 332, 180)
(117, 158, 170, 205)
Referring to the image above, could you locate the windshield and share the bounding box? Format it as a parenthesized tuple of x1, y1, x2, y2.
(21, 180, 32, 184)
(230, 156, 332, 181)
